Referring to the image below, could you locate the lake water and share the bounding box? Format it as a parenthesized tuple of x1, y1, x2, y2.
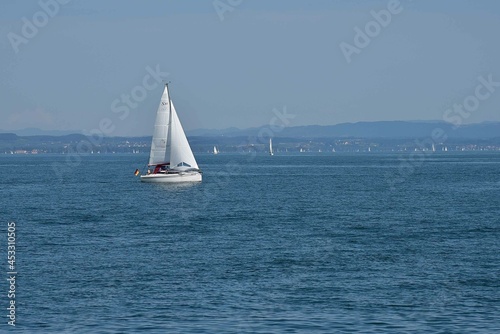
(1, 152, 499, 332)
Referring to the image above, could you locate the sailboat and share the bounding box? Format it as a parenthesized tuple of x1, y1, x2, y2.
(140, 84, 202, 183)
(213, 146, 219, 155)
(269, 138, 274, 156)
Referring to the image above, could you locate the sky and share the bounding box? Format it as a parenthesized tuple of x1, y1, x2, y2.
(0, 0, 499, 136)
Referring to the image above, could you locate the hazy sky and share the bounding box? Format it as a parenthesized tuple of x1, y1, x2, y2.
(1, 0, 499, 136)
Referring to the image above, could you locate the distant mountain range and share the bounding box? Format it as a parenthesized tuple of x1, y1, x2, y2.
(1, 121, 499, 139)
(2, 121, 499, 154)
(186, 121, 500, 139)
(0, 128, 81, 136)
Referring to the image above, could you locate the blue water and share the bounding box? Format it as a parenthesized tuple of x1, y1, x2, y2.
(2, 152, 499, 333)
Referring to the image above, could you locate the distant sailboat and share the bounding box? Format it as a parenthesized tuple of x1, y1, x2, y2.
(432, 143, 436, 152)
(213, 146, 219, 155)
(269, 138, 274, 156)
(140, 84, 202, 183)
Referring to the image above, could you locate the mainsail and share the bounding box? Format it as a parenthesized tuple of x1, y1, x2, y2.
(148, 86, 171, 165)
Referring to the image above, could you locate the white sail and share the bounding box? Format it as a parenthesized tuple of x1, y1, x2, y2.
(213, 146, 219, 154)
(141, 84, 201, 183)
(269, 138, 274, 156)
(169, 102, 199, 170)
(148, 86, 170, 165)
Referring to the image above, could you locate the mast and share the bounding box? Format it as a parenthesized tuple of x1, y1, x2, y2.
(166, 83, 172, 164)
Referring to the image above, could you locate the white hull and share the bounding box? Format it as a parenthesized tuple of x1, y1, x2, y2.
(140, 171, 202, 183)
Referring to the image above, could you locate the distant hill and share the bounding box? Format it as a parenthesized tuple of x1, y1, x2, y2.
(186, 121, 500, 139)
(0, 133, 18, 141)
(1, 124, 499, 154)
(1, 121, 499, 140)
(0, 128, 80, 136)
